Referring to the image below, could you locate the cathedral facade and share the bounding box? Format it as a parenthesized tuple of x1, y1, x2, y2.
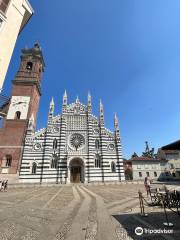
(0, 44, 125, 183)
(20, 93, 125, 183)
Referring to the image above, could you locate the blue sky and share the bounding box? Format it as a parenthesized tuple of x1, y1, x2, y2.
(3, 0, 180, 158)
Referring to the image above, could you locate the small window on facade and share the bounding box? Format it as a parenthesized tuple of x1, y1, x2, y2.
(146, 172, 150, 177)
(32, 162, 37, 174)
(95, 154, 101, 168)
(0, 0, 10, 14)
(15, 111, 21, 120)
(53, 138, 58, 149)
(139, 172, 142, 177)
(0, 18, 3, 28)
(170, 164, 174, 169)
(95, 139, 100, 150)
(6, 155, 12, 167)
(51, 155, 58, 169)
(26, 62, 33, 71)
(111, 162, 116, 173)
(154, 171, 157, 177)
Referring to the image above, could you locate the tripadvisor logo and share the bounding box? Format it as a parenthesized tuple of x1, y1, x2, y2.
(135, 226, 173, 236)
(135, 227, 143, 236)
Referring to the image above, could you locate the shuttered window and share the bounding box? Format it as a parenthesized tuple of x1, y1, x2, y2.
(0, 0, 10, 14)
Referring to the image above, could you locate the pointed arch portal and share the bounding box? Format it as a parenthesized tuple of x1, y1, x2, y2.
(69, 158, 84, 183)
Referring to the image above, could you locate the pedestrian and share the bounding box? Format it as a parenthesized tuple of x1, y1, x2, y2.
(1, 180, 5, 191)
(4, 180, 8, 192)
(144, 176, 151, 196)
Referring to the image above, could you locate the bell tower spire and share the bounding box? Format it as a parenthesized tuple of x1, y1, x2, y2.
(13, 43, 45, 95)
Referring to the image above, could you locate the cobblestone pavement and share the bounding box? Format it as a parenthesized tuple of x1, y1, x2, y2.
(0, 183, 179, 240)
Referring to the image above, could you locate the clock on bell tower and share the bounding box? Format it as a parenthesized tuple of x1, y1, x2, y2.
(0, 43, 45, 174)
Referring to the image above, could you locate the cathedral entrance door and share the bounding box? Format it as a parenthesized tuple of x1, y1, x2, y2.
(69, 158, 84, 183)
(70, 166, 81, 183)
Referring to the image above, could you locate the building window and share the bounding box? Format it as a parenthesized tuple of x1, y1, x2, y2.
(170, 163, 174, 169)
(0, 0, 10, 14)
(166, 153, 179, 160)
(111, 162, 116, 173)
(139, 172, 142, 177)
(26, 62, 33, 71)
(51, 155, 58, 169)
(0, 18, 3, 28)
(146, 172, 150, 177)
(95, 139, 100, 150)
(95, 154, 101, 168)
(53, 138, 58, 149)
(172, 172, 176, 177)
(5, 155, 12, 167)
(154, 171, 157, 177)
(32, 162, 37, 174)
(15, 111, 21, 120)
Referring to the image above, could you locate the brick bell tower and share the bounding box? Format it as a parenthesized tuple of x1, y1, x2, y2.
(0, 43, 45, 174)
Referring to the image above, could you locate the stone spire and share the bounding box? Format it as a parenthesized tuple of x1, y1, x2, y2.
(63, 90, 67, 105)
(99, 99, 104, 126)
(87, 92, 92, 113)
(62, 90, 67, 113)
(27, 114, 35, 133)
(114, 113, 120, 140)
(76, 95, 80, 104)
(49, 97, 54, 117)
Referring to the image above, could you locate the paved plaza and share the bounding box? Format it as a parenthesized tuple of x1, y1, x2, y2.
(0, 182, 180, 240)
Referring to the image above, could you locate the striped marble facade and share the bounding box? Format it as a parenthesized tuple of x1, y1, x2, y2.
(19, 92, 125, 183)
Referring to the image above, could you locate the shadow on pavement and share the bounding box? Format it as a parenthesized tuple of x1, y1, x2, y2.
(112, 210, 180, 240)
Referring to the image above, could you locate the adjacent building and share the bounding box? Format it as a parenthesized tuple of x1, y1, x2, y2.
(0, 0, 33, 92)
(131, 156, 169, 181)
(130, 142, 169, 181)
(158, 140, 180, 180)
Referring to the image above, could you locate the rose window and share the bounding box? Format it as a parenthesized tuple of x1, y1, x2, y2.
(108, 143, 115, 151)
(70, 133, 85, 150)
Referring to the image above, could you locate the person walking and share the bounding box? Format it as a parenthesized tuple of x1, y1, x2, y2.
(144, 176, 151, 196)
(4, 180, 8, 192)
(1, 180, 5, 191)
